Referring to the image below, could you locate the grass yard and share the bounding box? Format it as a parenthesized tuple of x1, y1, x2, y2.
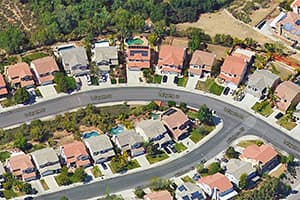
(109, 159, 140, 173)
(146, 152, 169, 164)
(251, 100, 273, 117)
(0, 151, 10, 162)
(187, 111, 198, 120)
(177, 77, 188, 87)
(92, 166, 102, 178)
(195, 78, 224, 96)
(176, 10, 272, 44)
(40, 179, 49, 190)
(238, 139, 264, 148)
(174, 143, 187, 153)
(277, 115, 297, 131)
(22, 52, 49, 63)
(190, 124, 215, 143)
(181, 175, 195, 183)
(3, 190, 17, 199)
(154, 74, 162, 84)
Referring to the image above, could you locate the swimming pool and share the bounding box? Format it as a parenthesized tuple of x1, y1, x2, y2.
(126, 38, 144, 45)
(82, 131, 100, 139)
(111, 125, 124, 135)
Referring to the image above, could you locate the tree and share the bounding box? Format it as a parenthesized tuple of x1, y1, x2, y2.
(73, 167, 86, 182)
(56, 167, 71, 186)
(148, 32, 158, 46)
(208, 162, 221, 175)
(213, 34, 233, 47)
(134, 187, 146, 198)
(239, 173, 248, 190)
(14, 87, 30, 104)
(287, 154, 294, 165)
(30, 126, 43, 141)
(149, 177, 170, 191)
(54, 72, 77, 93)
(0, 25, 26, 53)
(225, 146, 239, 159)
(187, 28, 211, 52)
(168, 101, 176, 107)
(197, 104, 214, 125)
(21, 182, 34, 194)
(14, 136, 27, 151)
(211, 59, 223, 77)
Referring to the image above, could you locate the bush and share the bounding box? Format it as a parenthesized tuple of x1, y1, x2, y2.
(208, 162, 222, 175)
(225, 146, 239, 159)
(14, 87, 30, 104)
(134, 187, 145, 198)
(111, 78, 117, 84)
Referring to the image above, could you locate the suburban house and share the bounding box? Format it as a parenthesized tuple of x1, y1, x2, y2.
(176, 182, 205, 200)
(30, 56, 60, 85)
(158, 45, 186, 75)
(240, 144, 279, 173)
(292, 0, 300, 14)
(0, 162, 5, 188)
(292, 103, 300, 123)
(5, 62, 35, 89)
(198, 172, 238, 200)
(144, 190, 172, 200)
(0, 74, 8, 97)
(231, 48, 255, 64)
(189, 50, 216, 78)
(112, 130, 144, 157)
(274, 81, 300, 112)
(84, 134, 115, 164)
(31, 148, 61, 177)
(161, 107, 192, 141)
(135, 119, 172, 148)
(276, 11, 300, 42)
(6, 152, 37, 182)
(218, 55, 248, 90)
(59, 47, 89, 77)
(60, 141, 91, 168)
(127, 45, 151, 70)
(92, 46, 118, 74)
(225, 158, 257, 187)
(246, 69, 280, 99)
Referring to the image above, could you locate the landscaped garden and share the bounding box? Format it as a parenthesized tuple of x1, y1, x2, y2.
(146, 152, 169, 164)
(251, 100, 273, 117)
(237, 139, 264, 148)
(190, 124, 214, 143)
(91, 166, 102, 178)
(277, 115, 297, 131)
(55, 167, 86, 186)
(177, 77, 188, 87)
(174, 143, 187, 153)
(109, 152, 141, 173)
(196, 78, 224, 95)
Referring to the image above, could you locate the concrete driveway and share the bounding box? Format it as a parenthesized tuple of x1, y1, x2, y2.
(186, 76, 199, 90)
(43, 175, 59, 191)
(38, 85, 57, 99)
(135, 155, 150, 168)
(127, 68, 143, 84)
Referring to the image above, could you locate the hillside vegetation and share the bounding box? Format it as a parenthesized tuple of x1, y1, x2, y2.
(0, 0, 233, 54)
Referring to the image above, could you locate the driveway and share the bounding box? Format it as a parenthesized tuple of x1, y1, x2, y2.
(38, 85, 57, 99)
(135, 154, 151, 168)
(186, 76, 199, 90)
(31, 180, 44, 194)
(127, 68, 143, 84)
(43, 175, 59, 191)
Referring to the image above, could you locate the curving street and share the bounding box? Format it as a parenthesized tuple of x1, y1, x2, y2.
(0, 86, 299, 199)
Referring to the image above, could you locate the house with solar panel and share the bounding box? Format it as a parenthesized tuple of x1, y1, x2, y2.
(274, 11, 300, 43)
(176, 182, 205, 200)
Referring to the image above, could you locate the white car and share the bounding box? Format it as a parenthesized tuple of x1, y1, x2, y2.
(86, 75, 92, 85)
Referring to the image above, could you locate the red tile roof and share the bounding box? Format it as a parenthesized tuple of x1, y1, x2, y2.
(158, 45, 185, 67)
(144, 190, 172, 200)
(62, 141, 90, 167)
(6, 62, 34, 87)
(31, 56, 59, 84)
(292, 0, 300, 7)
(0, 75, 8, 95)
(127, 46, 150, 69)
(240, 144, 278, 164)
(8, 153, 36, 180)
(190, 50, 216, 67)
(275, 81, 300, 112)
(198, 172, 233, 193)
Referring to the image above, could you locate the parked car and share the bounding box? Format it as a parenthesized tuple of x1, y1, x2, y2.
(86, 74, 92, 85)
(170, 182, 178, 190)
(173, 76, 179, 84)
(164, 146, 172, 154)
(169, 145, 177, 153)
(192, 173, 201, 181)
(101, 163, 108, 170)
(223, 87, 230, 95)
(162, 75, 168, 83)
(234, 92, 245, 101)
(102, 74, 107, 82)
(275, 112, 284, 120)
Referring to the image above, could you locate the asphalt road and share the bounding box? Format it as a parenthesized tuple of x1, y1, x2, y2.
(1, 87, 299, 200)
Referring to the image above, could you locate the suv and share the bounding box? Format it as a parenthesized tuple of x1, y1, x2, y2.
(173, 76, 179, 84)
(223, 87, 230, 95)
(162, 75, 168, 83)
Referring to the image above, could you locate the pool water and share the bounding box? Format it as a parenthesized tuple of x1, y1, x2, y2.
(151, 113, 159, 120)
(111, 125, 124, 135)
(126, 38, 144, 45)
(82, 131, 100, 139)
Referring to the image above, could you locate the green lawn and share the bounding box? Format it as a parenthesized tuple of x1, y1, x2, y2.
(195, 78, 224, 95)
(40, 179, 49, 190)
(154, 75, 162, 84)
(92, 166, 102, 178)
(251, 100, 273, 117)
(177, 77, 188, 87)
(237, 140, 264, 148)
(174, 143, 187, 153)
(3, 190, 17, 199)
(0, 151, 10, 162)
(22, 52, 49, 63)
(187, 111, 198, 120)
(277, 115, 297, 131)
(190, 124, 215, 143)
(181, 175, 195, 183)
(109, 159, 140, 173)
(146, 152, 169, 164)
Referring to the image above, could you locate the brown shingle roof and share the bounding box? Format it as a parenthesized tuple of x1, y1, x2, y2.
(198, 172, 233, 193)
(240, 144, 278, 164)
